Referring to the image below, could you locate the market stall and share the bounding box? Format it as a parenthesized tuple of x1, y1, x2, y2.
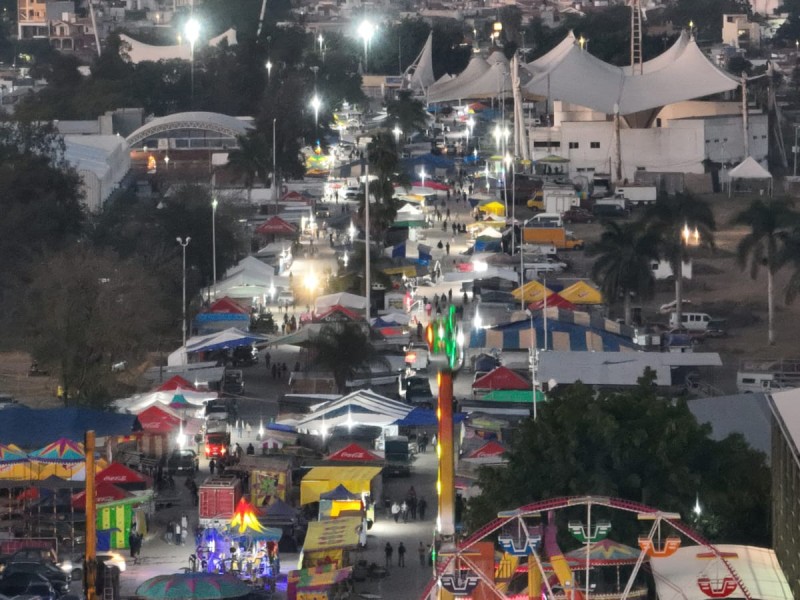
(299, 466, 381, 506)
(299, 517, 361, 569)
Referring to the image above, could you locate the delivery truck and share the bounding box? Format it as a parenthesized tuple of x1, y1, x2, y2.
(522, 227, 584, 250)
(545, 192, 580, 214)
(614, 185, 657, 206)
(199, 475, 242, 525)
(384, 435, 412, 477)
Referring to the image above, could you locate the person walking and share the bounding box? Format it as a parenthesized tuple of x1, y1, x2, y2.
(418, 542, 426, 566)
(401, 501, 409, 523)
(418, 497, 427, 521)
(445, 242, 450, 255)
(180, 514, 189, 546)
(391, 501, 400, 523)
(209, 459, 216, 475)
(265, 351, 271, 368)
(174, 520, 182, 546)
(398, 542, 406, 567)
(384, 543, 393, 569)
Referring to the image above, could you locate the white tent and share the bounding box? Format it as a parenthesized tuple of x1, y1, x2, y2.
(119, 29, 237, 64)
(650, 545, 792, 600)
(429, 61, 523, 103)
(727, 156, 773, 196)
(168, 328, 268, 365)
(293, 390, 412, 434)
(315, 292, 367, 311)
(225, 256, 275, 280)
(406, 32, 435, 93)
(371, 312, 410, 326)
(475, 227, 503, 239)
(519, 31, 739, 116)
(397, 203, 425, 217)
(427, 55, 491, 102)
(112, 390, 216, 414)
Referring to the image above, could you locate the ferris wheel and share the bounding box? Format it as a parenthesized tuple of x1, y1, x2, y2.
(421, 495, 753, 600)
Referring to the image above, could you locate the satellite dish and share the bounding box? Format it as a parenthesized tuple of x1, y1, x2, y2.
(548, 378, 558, 390)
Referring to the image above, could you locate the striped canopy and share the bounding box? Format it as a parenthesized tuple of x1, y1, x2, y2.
(0, 443, 29, 465)
(29, 438, 85, 464)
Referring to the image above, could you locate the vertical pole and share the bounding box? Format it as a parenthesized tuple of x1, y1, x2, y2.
(742, 73, 749, 158)
(182, 243, 187, 349)
(585, 502, 592, 599)
(512, 165, 516, 255)
(272, 118, 278, 211)
(437, 370, 455, 537)
(794, 126, 798, 177)
(364, 160, 371, 323)
(84, 431, 96, 600)
(212, 200, 217, 297)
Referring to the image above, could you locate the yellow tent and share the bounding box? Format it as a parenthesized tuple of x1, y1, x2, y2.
(480, 201, 506, 217)
(0, 459, 108, 481)
(560, 281, 603, 305)
(303, 517, 361, 552)
(300, 466, 381, 505)
(511, 281, 552, 304)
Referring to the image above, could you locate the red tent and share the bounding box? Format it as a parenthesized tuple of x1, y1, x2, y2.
(528, 293, 577, 312)
(208, 297, 249, 315)
(135, 404, 181, 433)
(72, 482, 131, 509)
(96, 463, 152, 491)
(326, 443, 383, 462)
(472, 366, 530, 391)
(255, 216, 298, 236)
(466, 440, 507, 460)
(314, 305, 363, 323)
(156, 375, 196, 392)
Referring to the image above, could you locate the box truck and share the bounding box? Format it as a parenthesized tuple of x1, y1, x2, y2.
(614, 185, 657, 206)
(199, 475, 242, 525)
(522, 227, 584, 250)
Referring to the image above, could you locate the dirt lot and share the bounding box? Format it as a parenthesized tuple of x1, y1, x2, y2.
(0, 351, 61, 408)
(559, 192, 800, 393)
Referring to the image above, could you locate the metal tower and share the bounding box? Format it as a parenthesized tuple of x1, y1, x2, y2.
(630, 0, 643, 75)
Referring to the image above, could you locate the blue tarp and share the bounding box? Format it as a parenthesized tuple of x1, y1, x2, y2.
(402, 154, 455, 172)
(0, 407, 136, 448)
(195, 313, 249, 323)
(319, 484, 360, 501)
(393, 407, 467, 427)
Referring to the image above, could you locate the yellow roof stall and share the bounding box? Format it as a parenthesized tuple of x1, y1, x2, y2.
(511, 280, 553, 304)
(559, 281, 603, 305)
(300, 516, 362, 570)
(479, 200, 506, 217)
(300, 466, 382, 505)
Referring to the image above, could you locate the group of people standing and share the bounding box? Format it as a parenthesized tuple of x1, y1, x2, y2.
(390, 486, 427, 523)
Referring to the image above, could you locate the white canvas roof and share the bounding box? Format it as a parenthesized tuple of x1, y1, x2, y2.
(294, 390, 412, 433)
(651, 545, 792, 600)
(520, 32, 739, 115)
(315, 292, 367, 311)
(119, 28, 237, 64)
(112, 390, 216, 414)
(427, 55, 491, 102)
(407, 33, 435, 93)
(728, 156, 772, 179)
(430, 61, 524, 103)
(226, 256, 275, 279)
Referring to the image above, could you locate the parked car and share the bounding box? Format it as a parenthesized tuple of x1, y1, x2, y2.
(0, 572, 58, 600)
(0, 394, 16, 410)
(2, 562, 70, 594)
(591, 204, 629, 219)
(167, 449, 198, 475)
(563, 207, 594, 224)
(70, 552, 127, 583)
(403, 342, 429, 372)
(222, 370, 244, 395)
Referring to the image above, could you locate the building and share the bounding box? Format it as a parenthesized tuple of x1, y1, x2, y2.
(17, 0, 72, 39)
(766, 388, 800, 599)
(722, 14, 762, 50)
(63, 135, 131, 212)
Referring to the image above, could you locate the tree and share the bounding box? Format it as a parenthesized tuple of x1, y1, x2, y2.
(227, 130, 272, 203)
(386, 90, 428, 138)
(588, 221, 659, 325)
(644, 193, 716, 328)
(732, 199, 798, 345)
(365, 132, 404, 239)
(467, 375, 770, 546)
(312, 324, 388, 393)
(23, 246, 169, 407)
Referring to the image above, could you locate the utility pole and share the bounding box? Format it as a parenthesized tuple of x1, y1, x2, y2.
(84, 431, 97, 600)
(364, 158, 371, 322)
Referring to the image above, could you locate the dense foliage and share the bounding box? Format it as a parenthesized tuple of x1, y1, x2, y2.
(467, 375, 771, 546)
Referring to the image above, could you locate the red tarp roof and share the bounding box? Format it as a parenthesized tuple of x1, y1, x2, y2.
(72, 482, 131, 509)
(135, 404, 181, 433)
(255, 216, 299, 236)
(326, 443, 383, 462)
(314, 305, 363, 322)
(472, 366, 530, 391)
(96, 462, 150, 485)
(208, 297, 249, 315)
(156, 375, 196, 392)
(528, 293, 577, 312)
(466, 440, 507, 459)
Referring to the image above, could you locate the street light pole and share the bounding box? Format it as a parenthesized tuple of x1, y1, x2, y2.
(185, 18, 200, 108)
(177, 237, 191, 351)
(364, 158, 371, 322)
(272, 117, 278, 210)
(211, 198, 218, 298)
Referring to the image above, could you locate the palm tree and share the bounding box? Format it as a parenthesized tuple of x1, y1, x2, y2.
(732, 199, 798, 345)
(227, 130, 271, 203)
(386, 90, 428, 137)
(644, 193, 716, 328)
(588, 221, 660, 325)
(313, 323, 389, 393)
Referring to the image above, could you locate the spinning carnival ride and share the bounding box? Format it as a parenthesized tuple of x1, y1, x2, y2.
(421, 496, 754, 600)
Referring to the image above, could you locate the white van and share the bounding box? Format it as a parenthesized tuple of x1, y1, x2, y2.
(669, 312, 713, 332)
(736, 371, 793, 394)
(526, 213, 563, 228)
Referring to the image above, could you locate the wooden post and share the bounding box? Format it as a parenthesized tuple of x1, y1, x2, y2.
(85, 431, 96, 600)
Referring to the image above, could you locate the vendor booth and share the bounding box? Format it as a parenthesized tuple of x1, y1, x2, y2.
(287, 564, 354, 600)
(299, 517, 361, 570)
(300, 466, 381, 506)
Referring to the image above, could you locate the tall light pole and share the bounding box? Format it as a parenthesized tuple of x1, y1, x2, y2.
(177, 237, 191, 350)
(364, 158, 371, 322)
(272, 117, 278, 209)
(185, 18, 200, 108)
(358, 20, 374, 73)
(265, 60, 272, 84)
(310, 94, 322, 134)
(211, 198, 218, 298)
(505, 153, 514, 252)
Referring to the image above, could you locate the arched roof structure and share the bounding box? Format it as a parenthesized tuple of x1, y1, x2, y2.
(125, 111, 252, 147)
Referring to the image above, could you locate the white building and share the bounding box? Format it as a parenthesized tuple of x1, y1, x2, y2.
(64, 135, 131, 211)
(722, 14, 762, 50)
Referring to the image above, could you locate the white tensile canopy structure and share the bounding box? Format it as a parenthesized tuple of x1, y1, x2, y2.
(119, 29, 237, 64)
(112, 389, 216, 414)
(727, 156, 773, 196)
(427, 55, 491, 102)
(428, 60, 524, 103)
(521, 30, 739, 117)
(405, 33, 436, 94)
(650, 545, 792, 600)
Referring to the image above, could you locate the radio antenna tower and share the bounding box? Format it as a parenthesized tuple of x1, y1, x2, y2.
(630, 0, 643, 75)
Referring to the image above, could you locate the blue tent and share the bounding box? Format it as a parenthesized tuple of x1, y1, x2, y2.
(319, 484, 359, 501)
(393, 407, 467, 427)
(0, 407, 136, 448)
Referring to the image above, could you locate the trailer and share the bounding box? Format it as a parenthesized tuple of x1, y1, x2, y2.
(614, 185, 657, 206)
(736, 358, 800, 393)
(198, 475, 242, 526)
